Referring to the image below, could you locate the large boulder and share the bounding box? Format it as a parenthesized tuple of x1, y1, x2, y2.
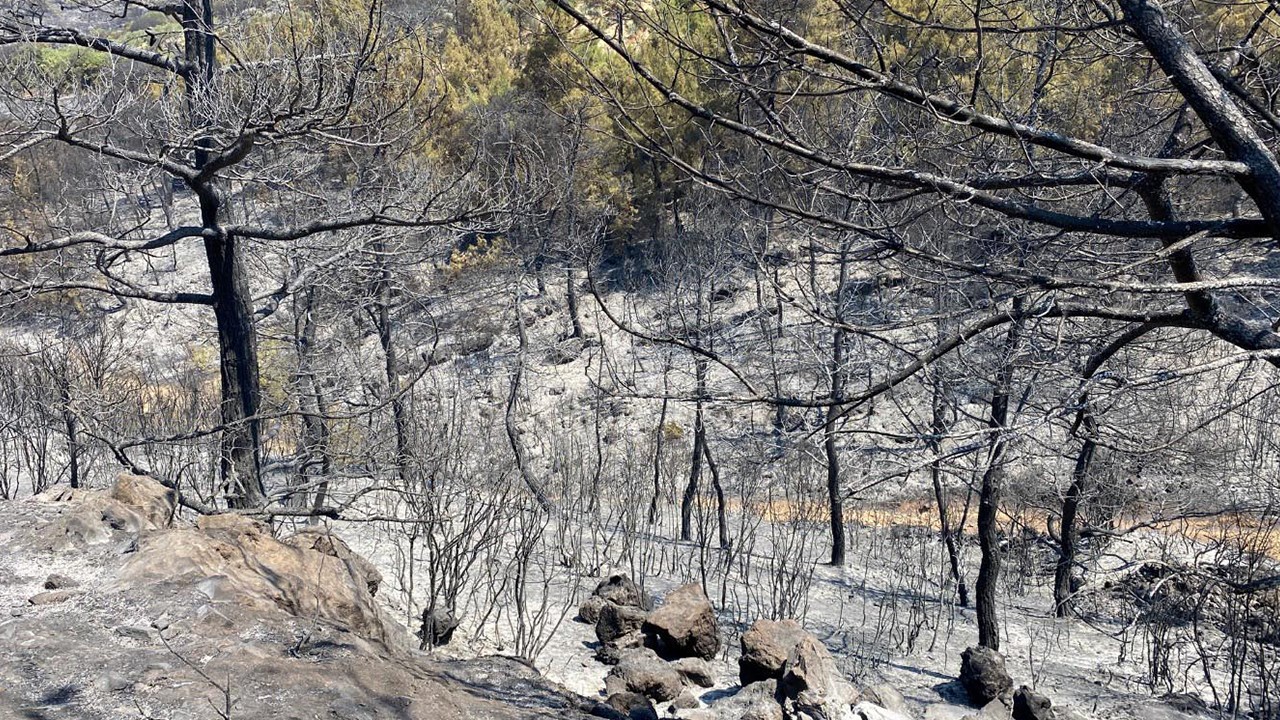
(598, 601, 649, 645)
(110, 474, 177, 529)
(604, 648, 683, 702)
(778, 636, 858, 720)
(642, 583, 720, 660)
(1011, 687, 1054, 720)
(959, 647, 1013, 707)
(740, 619, 811, 684)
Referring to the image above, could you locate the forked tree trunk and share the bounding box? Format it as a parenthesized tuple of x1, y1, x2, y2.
(680, 357, 708, 542)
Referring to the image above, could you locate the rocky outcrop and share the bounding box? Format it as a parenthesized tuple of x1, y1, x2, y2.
(120, 512, 399, 645)
(285, 526, 382, 597)
(642, 583, 721, 660)
(960, 647, 1013, 706)
(0, 492, 606, 720)
(740, 618, 811, 684)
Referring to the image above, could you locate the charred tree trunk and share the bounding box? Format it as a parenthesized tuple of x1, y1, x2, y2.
(680, 357, 708, 542)
(369, 240, 411, 487)
(56, 369, 80, 490)
(976, 301, 1024, 651)
(1055, 322, 1161, 615)
(701, 433, 729, 550)
(183, 0, 265, 508)
(566, 267, 584, 339)
(929, 377, 968, 606)
(294, 288, 332, 515)
(825, 240, 850, 566)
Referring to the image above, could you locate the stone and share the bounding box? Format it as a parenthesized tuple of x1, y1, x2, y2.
(597, 630, 646, 665)
(27, 590, 74, 605)
(605, 649, 683, 702)
(1011, 687, 1053, 720)
(855, 702, 914, 720)
(419, 607, 460, 649)
(109, 473, 176, 529)
(581, 594, 610, 624)
(672, 691, 701, 710)
(959, 647, 1012, 706)
(861, 684, 909, 717)
(96, 673, 132, 693)
(710, 679, 784, 720)
(606, 691, 660, 720)
(599, 601, 650, 645)
(670, 657, 715, 688)
(739, 619, 810, 684)
(923, 705, 966, 720)
(778, 636, 858, 720)
(115, 625, 153, 642)
(642, 584, 720, 660)
(594, 574, 651, 610)
(43, 573, 77, 590)
(962, 700, 1011, 720)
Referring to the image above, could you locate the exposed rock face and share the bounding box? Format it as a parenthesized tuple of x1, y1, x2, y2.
(740, 618, 811, 684)
(960, 647, 1013, 706)
(0, 494, 605, 720)
(604, 648, 683, 702)
(285, 526, 382, 597)
(598, 601, 650, 645)
(109, 473, 176, 529)
(1012, 687, 1054, 720)
(122, 513, 399, 645)
(642, 583, 720, 660)
(778, 635, 858, 720)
